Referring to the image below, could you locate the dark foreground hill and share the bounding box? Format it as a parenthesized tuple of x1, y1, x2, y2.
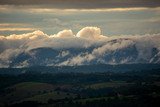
(0, 65, 160, 107)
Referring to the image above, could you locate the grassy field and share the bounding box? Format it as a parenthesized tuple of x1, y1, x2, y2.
(86, 81, 134, 89)
(0, 82, 76, 105)
(11, 82, 56, 91)
(25, 91, 75, 103)
(0, 82, 57, 104)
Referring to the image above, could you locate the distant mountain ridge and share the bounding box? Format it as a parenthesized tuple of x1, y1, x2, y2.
(0, 64, 160, 74)
(8, 38, 160, 67)
(0, 28, 160, 68)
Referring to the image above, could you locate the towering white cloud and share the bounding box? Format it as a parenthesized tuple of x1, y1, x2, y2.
(76, 27, 106, 40)
(52, 30, 74, 38)
(0, 27, 160, 67)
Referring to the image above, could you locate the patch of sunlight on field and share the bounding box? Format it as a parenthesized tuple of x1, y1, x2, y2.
(86, 81, 134, 89)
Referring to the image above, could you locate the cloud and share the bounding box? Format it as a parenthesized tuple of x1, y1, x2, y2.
(2, 30, 45, 40)
(0, 23, 36, 33)
(0, 27, 160, 67)
(53, 30, 75, 38)
(43, 18, 68, 27)
(0, 27, 107, 51)
(0, 49, 22, 67)
(59, 39, 135, 65)
(76, 27, 107, 40)
(0, 23, 30, 27)
(0, 28, 35, 32)
(1, 5, 160, 14)
(0, 0, 160, 9)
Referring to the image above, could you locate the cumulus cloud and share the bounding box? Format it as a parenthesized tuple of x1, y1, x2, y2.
(76, 27, 106, 40)
(52, 30, 74, 38)
(0, 26, 160, 67)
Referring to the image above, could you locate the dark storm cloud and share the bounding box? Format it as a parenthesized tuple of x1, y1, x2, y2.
(0, 0, 160, 9)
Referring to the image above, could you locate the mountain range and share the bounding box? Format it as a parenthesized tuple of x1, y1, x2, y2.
(0, 27, 160, 67)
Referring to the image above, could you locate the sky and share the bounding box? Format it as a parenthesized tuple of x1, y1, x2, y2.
(0, 0, 160, 36)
